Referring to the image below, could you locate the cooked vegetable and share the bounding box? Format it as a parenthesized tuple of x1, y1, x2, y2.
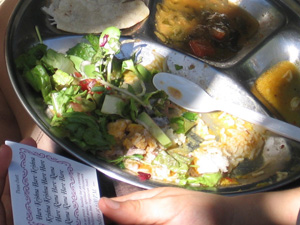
(137, 112, 172, 148)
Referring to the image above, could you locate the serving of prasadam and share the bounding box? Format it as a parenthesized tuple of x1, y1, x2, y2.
(6, 0, 300, 194)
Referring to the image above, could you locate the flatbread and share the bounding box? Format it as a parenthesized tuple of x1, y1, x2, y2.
(42, 0, 150, 33)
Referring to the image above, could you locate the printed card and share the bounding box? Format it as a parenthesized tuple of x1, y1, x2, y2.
(7, 141, 104, 225)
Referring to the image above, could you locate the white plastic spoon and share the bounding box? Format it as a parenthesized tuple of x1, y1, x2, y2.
(153, 72, 300, 142)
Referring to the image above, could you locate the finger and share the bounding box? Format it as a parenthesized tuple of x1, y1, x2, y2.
(0, 138, 36, 225)
(0, 138, 36, 182)
(0, 202, 7, 225)
(2, 176, 13, 225)
(112, 187, 189, 202)
(0, 138, 36, 179)
(0, 145, 12, 225)
(0, 145, 12, 183)
(99, 195, 178, 225)
(20, 137, 37, 147)
(111, 188, 166, 202)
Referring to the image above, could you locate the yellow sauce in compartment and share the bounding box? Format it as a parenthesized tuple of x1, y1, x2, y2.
(252, 61, 300, 127)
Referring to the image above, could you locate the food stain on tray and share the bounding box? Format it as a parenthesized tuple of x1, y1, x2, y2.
(168, 86, 182, 100)
(154, 0, 259, 62)
(252, 61, 300, 127)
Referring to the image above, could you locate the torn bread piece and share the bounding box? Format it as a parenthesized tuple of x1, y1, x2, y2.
(42, 0, 150, 33)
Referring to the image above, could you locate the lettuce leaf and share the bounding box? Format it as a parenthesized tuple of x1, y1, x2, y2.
(42, 49, 76, 74)
(50, 86, 81, 117)
(52, 69, 74, 90)
(183, 173, 222, 187)
(153, 151, 192, 174)
(58, 112, 111, 150)
(24, 64, 52, 103)
(170, 112, 198, 134)
(15, 43, 47, 72)
(67, 42, 96, 61)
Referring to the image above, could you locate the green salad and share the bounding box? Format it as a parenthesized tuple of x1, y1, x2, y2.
(16, 27, 169, 149)
(16, 26, 264, 188)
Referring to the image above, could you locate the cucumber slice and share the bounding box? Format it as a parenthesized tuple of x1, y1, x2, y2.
(101, 95, 124, 116)
(137, 112, 172, 148)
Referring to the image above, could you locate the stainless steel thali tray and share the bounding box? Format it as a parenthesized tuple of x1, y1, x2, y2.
(5, 0, 300, 195)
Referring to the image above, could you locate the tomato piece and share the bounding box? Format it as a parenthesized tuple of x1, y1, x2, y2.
(189, 40, 215, 58)
(79, 79, 97, 92)
(138, 172, 151, 181)
(74, 72, 82, 78)
(79, 79, 107, 94)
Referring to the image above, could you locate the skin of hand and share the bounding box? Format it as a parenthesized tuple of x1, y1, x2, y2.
(99, 187, 229, 225)
(99, 186, 300, 225)
(0, 138, 36, 225)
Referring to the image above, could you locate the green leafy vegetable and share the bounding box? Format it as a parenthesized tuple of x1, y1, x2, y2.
(42, 49, 76, 75)
(24, 64, 52, 103)
(52, 69, 74, 90)
(15, 44, 47, 71)
(108, 154, 144, 169)
(84, 34, 100, 51)
(50, 86, 81, 117)
(58, 112, 112, 150)
(99, 26, 121, 55)
(175, 64, 183, 70)
(170, 112, 198, 134)
(184, 173, 222, 187)
(67, 43, 96, 61)
(153, 151, 192, 174)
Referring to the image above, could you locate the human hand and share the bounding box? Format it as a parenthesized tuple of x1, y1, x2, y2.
(99, 182, 300, 225)
(0, 138, 37, 225)
(99, 186, 230, 225)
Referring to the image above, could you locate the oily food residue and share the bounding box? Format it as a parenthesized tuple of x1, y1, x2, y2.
(168, 86, 182, 99)
(154, 0, 259, 61)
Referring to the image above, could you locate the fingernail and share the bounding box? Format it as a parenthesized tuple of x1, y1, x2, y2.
(103, 197, 120, 209)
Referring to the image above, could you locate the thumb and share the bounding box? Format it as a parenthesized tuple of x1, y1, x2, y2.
(0, 145, 12, 182)
(99, 197, 167, 225)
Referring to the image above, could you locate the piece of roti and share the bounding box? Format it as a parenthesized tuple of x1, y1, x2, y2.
(42, 0, 150, 33)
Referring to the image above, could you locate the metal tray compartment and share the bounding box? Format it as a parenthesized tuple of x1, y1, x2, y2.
(139, 0, 286, 68)
(232, 28, 300, 88)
